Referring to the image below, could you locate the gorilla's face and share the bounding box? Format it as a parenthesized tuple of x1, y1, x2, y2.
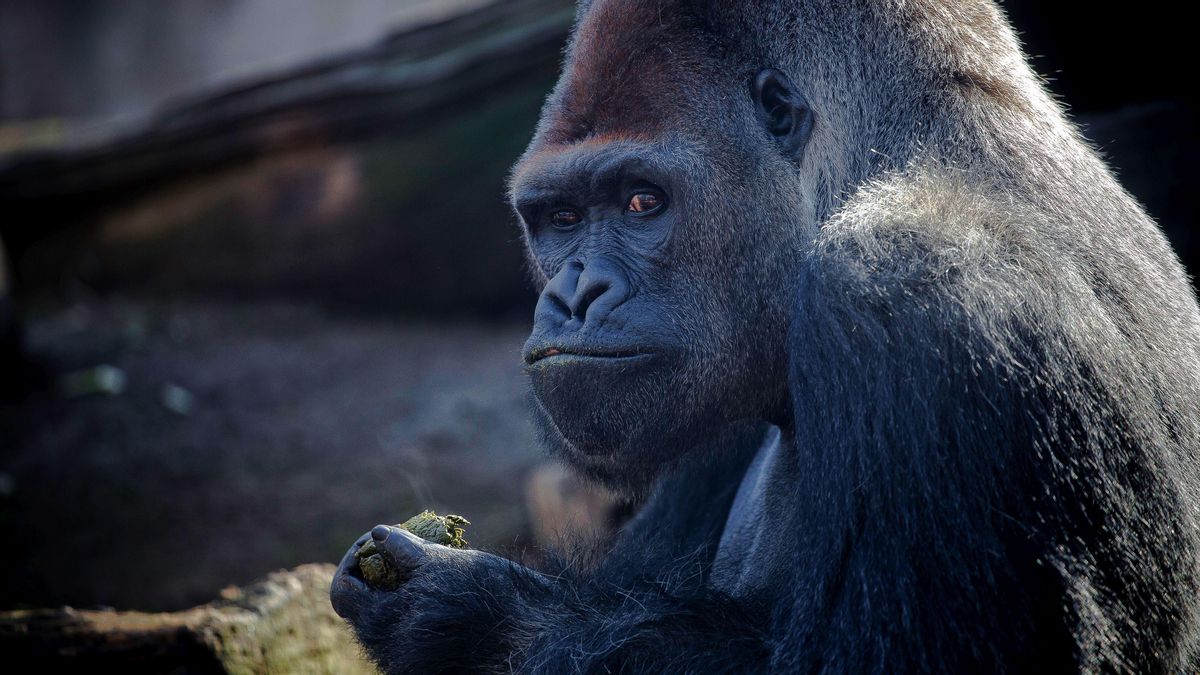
(509, 0, 815, 479)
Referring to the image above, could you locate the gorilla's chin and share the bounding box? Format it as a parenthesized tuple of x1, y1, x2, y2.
(526, 353, 706, 466)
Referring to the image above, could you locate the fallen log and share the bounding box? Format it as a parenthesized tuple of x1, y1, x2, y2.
(0, 0, 573, 205)
(0, 564, 377, 674)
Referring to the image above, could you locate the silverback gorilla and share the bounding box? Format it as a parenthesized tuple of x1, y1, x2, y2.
(332, 0, 1200, 671)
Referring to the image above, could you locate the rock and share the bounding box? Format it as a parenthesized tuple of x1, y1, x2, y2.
(0, 564, 377, 674)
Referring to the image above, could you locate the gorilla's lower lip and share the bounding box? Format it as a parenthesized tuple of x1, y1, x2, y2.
(525, 348, 652, 365)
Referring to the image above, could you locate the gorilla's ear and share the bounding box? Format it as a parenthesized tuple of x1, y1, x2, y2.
(752, 69, 815, 159)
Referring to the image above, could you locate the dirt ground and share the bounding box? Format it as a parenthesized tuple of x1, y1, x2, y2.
(0, 298, 544, 612)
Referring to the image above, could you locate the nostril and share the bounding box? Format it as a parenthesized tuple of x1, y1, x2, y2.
(547, 292, 572, 318)
(537, 260, 584, 321)
(572, 268, 630, 326)
(574, 281, 610, 318)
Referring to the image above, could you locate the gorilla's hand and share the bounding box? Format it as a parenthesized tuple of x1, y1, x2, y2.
(330, 525, 557, 673)
(330, 524, 433, 625)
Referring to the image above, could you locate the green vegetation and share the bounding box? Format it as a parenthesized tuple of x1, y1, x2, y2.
(355, 511, 471, 589)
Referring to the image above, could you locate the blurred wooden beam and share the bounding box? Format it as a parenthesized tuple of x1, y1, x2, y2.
(0, 0, 572, 207)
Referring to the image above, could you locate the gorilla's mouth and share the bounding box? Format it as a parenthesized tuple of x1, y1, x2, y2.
(525, 346, 651, 365)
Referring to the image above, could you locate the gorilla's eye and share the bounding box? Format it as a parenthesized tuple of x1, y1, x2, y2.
(627, 192, 664, 215)
(550, 209, 583, 230)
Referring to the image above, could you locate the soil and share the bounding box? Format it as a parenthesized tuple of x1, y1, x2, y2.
(0, 298, 541, 612)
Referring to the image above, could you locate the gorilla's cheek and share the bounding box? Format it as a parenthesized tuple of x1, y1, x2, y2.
(527, 354, 692, 457)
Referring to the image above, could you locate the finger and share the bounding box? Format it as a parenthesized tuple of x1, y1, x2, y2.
(335, 531, 374, 580)
(370, 525, 430, 571)
(330, 570, 369, 620)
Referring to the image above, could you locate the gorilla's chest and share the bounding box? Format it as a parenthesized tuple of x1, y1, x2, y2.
(711, 427, 799, 603)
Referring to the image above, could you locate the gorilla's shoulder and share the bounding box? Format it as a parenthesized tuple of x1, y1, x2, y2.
(799, 166, 1055, 323)
(813, 167, 1043, 283)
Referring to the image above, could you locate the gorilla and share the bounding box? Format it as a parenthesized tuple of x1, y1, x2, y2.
(332, 0, 1200, 671)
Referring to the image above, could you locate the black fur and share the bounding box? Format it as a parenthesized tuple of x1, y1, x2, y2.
(334, 1, 1200, 671)
(336, 424, 770, 674)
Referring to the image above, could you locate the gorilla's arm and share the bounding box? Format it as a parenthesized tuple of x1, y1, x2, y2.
(775, 175, 1189, 672)
(333, 434, 770, 674)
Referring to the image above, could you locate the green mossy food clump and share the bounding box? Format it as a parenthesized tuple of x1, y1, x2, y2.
(400, 511, 470, 547)
(354, 540, 400, 590)
(355, 511, 470, 590)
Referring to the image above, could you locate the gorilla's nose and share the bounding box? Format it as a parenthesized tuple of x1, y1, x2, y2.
(538, 258, 631, 328)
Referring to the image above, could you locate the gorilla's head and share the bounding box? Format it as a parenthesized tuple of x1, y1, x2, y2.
(509, 0, 819, 486)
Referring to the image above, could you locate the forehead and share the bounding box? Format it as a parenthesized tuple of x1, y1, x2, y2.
(537, 0, 724, 147)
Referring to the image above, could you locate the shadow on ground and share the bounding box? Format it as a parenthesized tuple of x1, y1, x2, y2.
(0, 299, 540, 612)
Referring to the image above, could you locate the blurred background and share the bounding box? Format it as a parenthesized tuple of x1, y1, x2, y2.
(0, 0, 1195, 617)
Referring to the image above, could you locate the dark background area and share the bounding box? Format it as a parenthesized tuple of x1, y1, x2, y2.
(1007, 4, 1189, 111)
(0, 0, 1195, 613)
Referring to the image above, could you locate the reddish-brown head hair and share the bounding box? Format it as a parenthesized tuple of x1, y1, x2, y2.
(537, 0, 736, 148)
